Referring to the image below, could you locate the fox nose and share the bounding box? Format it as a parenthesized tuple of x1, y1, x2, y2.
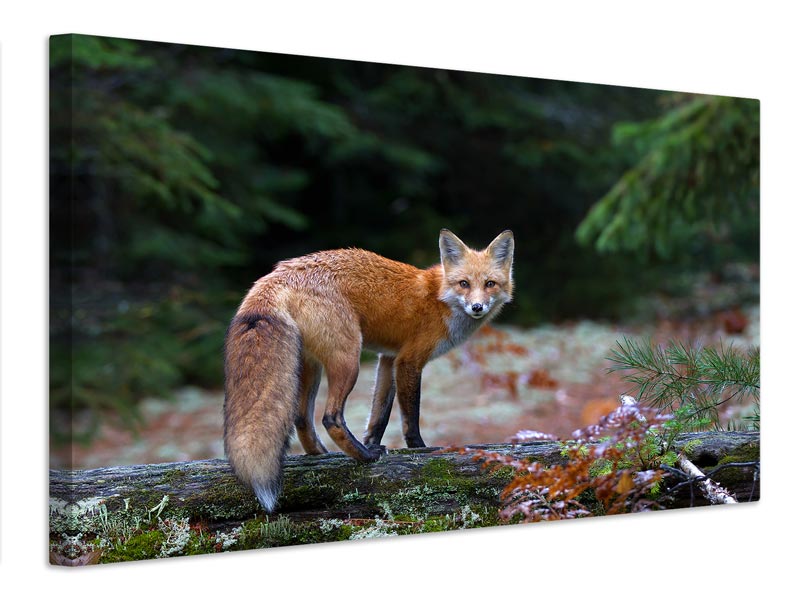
(471, 303, 484, 313)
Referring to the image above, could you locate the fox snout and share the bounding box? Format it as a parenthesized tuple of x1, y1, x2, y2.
(468, 301, 487, 318)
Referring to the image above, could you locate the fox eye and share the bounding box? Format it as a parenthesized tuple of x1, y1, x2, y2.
(459, 280, 470, 289)
(485, 281, 496, 288)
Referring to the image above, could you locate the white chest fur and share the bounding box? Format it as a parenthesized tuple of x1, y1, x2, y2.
(431, 307, 485, 360)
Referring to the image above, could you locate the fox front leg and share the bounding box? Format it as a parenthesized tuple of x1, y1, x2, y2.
(394, 358, 426, 448)
(363, 354, 395, 451)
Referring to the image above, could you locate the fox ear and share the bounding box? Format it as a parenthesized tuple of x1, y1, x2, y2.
(439, 229, 469, 266)
(487, 230, 514, 269)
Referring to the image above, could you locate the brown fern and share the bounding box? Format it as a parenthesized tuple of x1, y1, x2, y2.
(468, 404, 668, 522)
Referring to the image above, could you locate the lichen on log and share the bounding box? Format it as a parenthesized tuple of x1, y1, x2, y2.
(49, 431, 759, 565)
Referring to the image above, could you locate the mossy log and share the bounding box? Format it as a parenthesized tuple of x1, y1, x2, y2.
(49, 431, 759, 564)
(50, 431, 759, 532)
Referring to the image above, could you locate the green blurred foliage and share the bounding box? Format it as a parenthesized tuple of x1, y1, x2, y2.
(576, 94, 759, 258)
(49, 35, 759, 441)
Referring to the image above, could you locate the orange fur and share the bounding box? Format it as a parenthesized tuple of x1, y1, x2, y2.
(224, 229, 514, 511)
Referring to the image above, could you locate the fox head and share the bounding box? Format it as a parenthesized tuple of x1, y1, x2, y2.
(438, 229, 514, 320)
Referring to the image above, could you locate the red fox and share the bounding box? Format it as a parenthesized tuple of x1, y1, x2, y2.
(224, 229, 514, 512)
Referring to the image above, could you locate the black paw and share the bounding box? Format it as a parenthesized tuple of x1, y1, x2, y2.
(365, 443, 388, 459)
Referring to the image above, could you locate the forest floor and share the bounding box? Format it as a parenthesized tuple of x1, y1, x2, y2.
(55, 301, 759, 470)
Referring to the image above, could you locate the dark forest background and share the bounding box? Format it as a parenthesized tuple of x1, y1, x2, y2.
(49, 34, 759, 444)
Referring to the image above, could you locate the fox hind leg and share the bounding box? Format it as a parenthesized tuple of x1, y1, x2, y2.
(321, 347, 385, 463)
(295, 356, 328, 455)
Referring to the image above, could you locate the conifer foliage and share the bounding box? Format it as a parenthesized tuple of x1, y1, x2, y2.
(608, 337, 760, 430)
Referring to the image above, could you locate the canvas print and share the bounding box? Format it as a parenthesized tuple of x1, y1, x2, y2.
(49, 34, 760, 566)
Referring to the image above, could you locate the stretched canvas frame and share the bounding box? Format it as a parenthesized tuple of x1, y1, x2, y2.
(49, 33, 760, 566)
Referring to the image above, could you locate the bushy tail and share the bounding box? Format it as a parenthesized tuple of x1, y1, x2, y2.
(223, 309, 302, 512)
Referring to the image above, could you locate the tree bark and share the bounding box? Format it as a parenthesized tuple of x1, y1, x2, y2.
(50, 431, 759, 529)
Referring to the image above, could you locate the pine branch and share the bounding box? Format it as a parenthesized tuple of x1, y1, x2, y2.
(608, 337, 759, 429)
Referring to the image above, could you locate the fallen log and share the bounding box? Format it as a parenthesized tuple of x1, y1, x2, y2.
(50, 432, 759, 530)
(50, 432, 760, 566)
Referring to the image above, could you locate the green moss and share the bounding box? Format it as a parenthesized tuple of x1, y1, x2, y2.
(100, 530, 165, 563)
(191, 481, 261, 520)
(67, 451, 532, 563)
(159, 468, 188, 484)
(184, 531, 217, 556)
(296, 523, 353, 544)
(407, 504, 502, 533)
(92, 497, 508, 562)
(319, 455, 509, 523)
(419, 515, 457, 533)
(711, 443, 760, 491)
(280, 465, 367, 509)
(280, 483, 336, 509)
(235, 518, 269, 550)
(231, 515, 360, 551)
(472, 505, 502, 528)
(420, 457, 457, 480)
(716, 442, 760, 465)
